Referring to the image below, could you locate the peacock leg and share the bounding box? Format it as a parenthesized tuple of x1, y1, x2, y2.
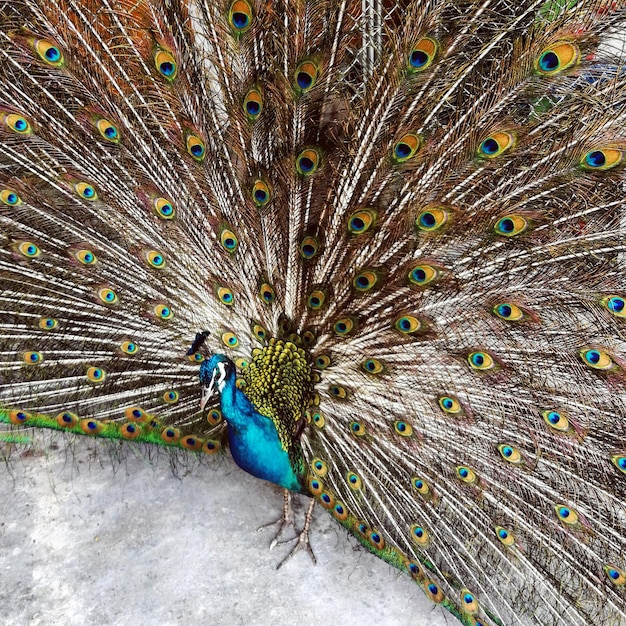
(257, 489, 296, 545)
(274, 497, 317, 570)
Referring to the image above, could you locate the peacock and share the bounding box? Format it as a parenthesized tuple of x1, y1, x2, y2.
(1, 0, 625, 624)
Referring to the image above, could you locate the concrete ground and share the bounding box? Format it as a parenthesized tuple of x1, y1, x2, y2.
(0, 434, 454, 626)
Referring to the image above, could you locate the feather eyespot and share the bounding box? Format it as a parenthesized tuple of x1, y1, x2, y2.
(314, 354, 331, 369)
(460, 591, 479, 615)
(438, 395, 462, 414)
(349, 421, 366, 436)
(86, 366, 105, 383)
(555, 504, 579, 525)
(243, 88, 262, 120)
(206, 408, 222, 425)
(467, 351, 495, 371)
(161, 427, 180, 443)
(96, 118, 120, 143)
(8, 410, 30, 425)
(394, 315, 422, 335)
(311, 458, 329, 477)
(582, 149, 623, 171)
(332, 502, 349, 521)
(330, 384, 347, 399)
(333, 317, 356, 336)
(308, 477, 324, 495)
(602, 295, 626, 317)
(80, 418, 103, 434)
(408, 37, 438, 71)
(611, 454, 626, 475)
(18, 241, 41, 258)
(23, 351, 42, 364)
(311, 410, 325, 428)
(498, 444, 523, 464)
(346, 472, 363, 490)
(252, 180, 271, 207)
(235, 357, 248, 369)
(408, 264, 439, 287)
(220, 228, 239, 253)
(120, 423, 141, 439)
(217, 286, 234, 306)
(33, 39, 64, 66)
(543, 410, 570, 432)
(393, 133, 421, 162)
(394, 420, 413, 436)
(39, 318, 58, 330)
(221, 331, 239, 348)
(154, 304, 173, 320)
(188, 352, 204, 363)
(145, 250, 165, 268)
(4, 113, 31, 134)
(416, 207, 448, 232)
(0, 189, 21, 205)
(535, 42, 579, 74)
(367, 530, 385, 550)
(493, 302, 524, 321)
(307, 289, 326, 310)
(56, 411, 78, 428)
(456, 465, 478, 484)
(154, 197, 175, 219)
(406, 561, 425, 581)
(125, 407, 146, 421)
(229, 0, 253, 33)
(154, 49, 177, 80)
(347, 209, 376, 235)
(76, 249, 97, 265)
(604, 565, 626, 586)
(252, 324, 267, 341)
(478, 132, 515, 158)
(163, 390, 179, 403)
(186, 133, 206, 161)
(299, 235, 319, 259)
(424, 580, 444, 603)
(410, 524, 429, 546)
(579, 348, 615, 370)
(181, 435, 203, 451)
(98, 288, 118, 304)
(259, 282, 275, 304)
(494, 215, 528, 237)
(203, 440, 220, 454)
(120, 341, 138, 355)
(362, 358, 384, 374)
(495, 526, 515, 546)
(295, 60, 319, 92)
(318, 491, 335, 510)
(296, 149, 321, 176)
(411, 477, 431, 496)
(74, 182, 97, 201)
(353, 269, 379, 292)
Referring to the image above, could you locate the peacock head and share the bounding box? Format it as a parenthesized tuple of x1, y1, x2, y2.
(199, 354, 235, 410)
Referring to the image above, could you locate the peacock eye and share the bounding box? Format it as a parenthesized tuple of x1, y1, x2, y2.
(438, 395, 462, 414)
(581, 148, 623, 171)
(154, 197, 175, 219)
(154, 304, 173, 320)
(295, 60, 319, 92)
(408, 264, 439, 287)
(307, 290, 326, 310)
(1, 189, 21, 205)
(416, 207, 448, 232)
(252, 180, 271, 207)
(555, 504, 579, 525)
(186, 133, 206, 161)
(221, 331, 239, 348)
(243, 88, 262, 120)
(229, 0, 253, 32)
(76, 249, 97, 265)
(296, 149, 321, 176)
(146, 250, 166, 268)
(498, 444, 522, 464)
(299, 235, 319, 259)
(393, 133, 421, 162)
(478, 132, 515, 158)
(154, 50, 177, 80)
(494, 215, 528, 237)
(220, 228, 239, 253)
(5, 113, 31, 134)
(217, 286, 234, 306)
(408, 37, 438, 71)
(347, 209, 376, 235)
(74, 182, 98, 201)
(18, 241, 41, 258)
(353, 270, 378, 292)
(96, 118, 120, 142)
(535, 42, 579, 74)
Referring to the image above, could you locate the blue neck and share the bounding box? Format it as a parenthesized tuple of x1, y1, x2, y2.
(218, 367, 304, 493)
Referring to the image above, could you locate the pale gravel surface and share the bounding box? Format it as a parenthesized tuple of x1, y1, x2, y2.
(0, 434, 454, 626)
